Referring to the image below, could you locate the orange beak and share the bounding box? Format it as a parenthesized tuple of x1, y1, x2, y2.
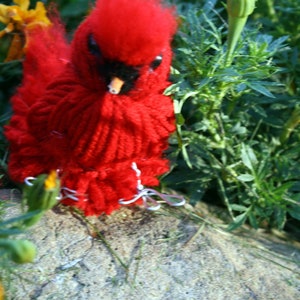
(108, 77, 125, 94)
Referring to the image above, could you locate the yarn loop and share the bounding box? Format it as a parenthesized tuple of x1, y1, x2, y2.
(119, 162, 185, 210)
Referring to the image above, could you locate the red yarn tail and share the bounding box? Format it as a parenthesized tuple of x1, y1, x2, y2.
(17, 19, 70, 108)
(5, 17, 70, 182)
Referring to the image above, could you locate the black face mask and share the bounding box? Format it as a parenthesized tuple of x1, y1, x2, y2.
(87, 34, 163, 94)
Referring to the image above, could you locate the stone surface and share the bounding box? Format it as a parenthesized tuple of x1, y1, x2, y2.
(1, 189, 300, 300)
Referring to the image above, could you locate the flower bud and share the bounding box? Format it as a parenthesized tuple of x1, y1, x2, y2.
(0, 239, 36, 264)
(227, 0, 256, 18)
(23, 170, 60, 227)
(25, 171, 60, 211)
(225, 0, 257, 65)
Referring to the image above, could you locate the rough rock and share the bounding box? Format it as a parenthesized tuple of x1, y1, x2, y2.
(1, 189, 300, 300)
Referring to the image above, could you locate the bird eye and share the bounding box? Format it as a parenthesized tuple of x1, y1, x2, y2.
(88, 34, 101, 57)
(150, 54, 163, 70)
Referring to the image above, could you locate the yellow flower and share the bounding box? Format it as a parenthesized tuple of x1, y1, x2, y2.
(44, 170, 59, 190)
(0, 0, 51, 61)
(0, 0, 51, 35)
(23, 170, 60, 227)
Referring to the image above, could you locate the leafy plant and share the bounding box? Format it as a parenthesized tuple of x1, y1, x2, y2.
(0, 171, 60, 298)
(163, 1, 300, 230)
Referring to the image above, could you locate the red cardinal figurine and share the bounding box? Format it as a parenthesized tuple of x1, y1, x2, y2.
(5, 0, 184, 216)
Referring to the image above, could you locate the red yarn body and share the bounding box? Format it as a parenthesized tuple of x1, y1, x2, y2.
(5, 0, 177, 215)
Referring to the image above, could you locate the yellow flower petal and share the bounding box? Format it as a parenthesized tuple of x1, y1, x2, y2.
(35, 2, 51, 24)
(25, 2, 51, 27)
(44, 170, 58, 190)
(0, 0, 51, 61)
(0, 4, 11, 24)
(9, 7, 22, 22)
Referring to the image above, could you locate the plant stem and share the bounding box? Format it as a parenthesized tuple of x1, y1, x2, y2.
(72, 208, 129, 271)
(217, 176, 235, 221)
(265, 0, 278, 21)
(225, 0, 256, 66)
(225, 16, 248, 66)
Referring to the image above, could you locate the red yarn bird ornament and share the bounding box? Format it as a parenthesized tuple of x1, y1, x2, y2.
(5, 0, 185, 216)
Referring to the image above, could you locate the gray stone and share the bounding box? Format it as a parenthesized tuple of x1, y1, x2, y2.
(1, 189, 300, 300)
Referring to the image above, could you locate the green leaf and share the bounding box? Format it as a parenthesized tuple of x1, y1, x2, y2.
(0, 228, 24, 237)
(247, 82, 275, 98)
(227, 212, 248, 231)
(164, 83, 178, 96)
(0, 210, 41, 227)
(230, 204, 248, 212)
(182, 144, 193, 169)
(273, 208, 287, 230)
(241, 144, 257, 171)
(248, 212, 259, 229)
(288, 204, 300, 221)
(237, 174, 254, 182)
(175, 113, 185, 126)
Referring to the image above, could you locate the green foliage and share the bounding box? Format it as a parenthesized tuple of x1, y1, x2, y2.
(48, 0, 95, 32)
(164, 1, 300, 230)
(253, 0, 300, 97)
(0, 199, 37, 297)
(254, 0, 300, 47)
(0, 61, 22, 172)
(0, 201, 37, 265)
(0, 172, 60, 271)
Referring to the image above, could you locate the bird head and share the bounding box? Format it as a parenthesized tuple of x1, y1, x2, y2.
(71, 0, 177, 95)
